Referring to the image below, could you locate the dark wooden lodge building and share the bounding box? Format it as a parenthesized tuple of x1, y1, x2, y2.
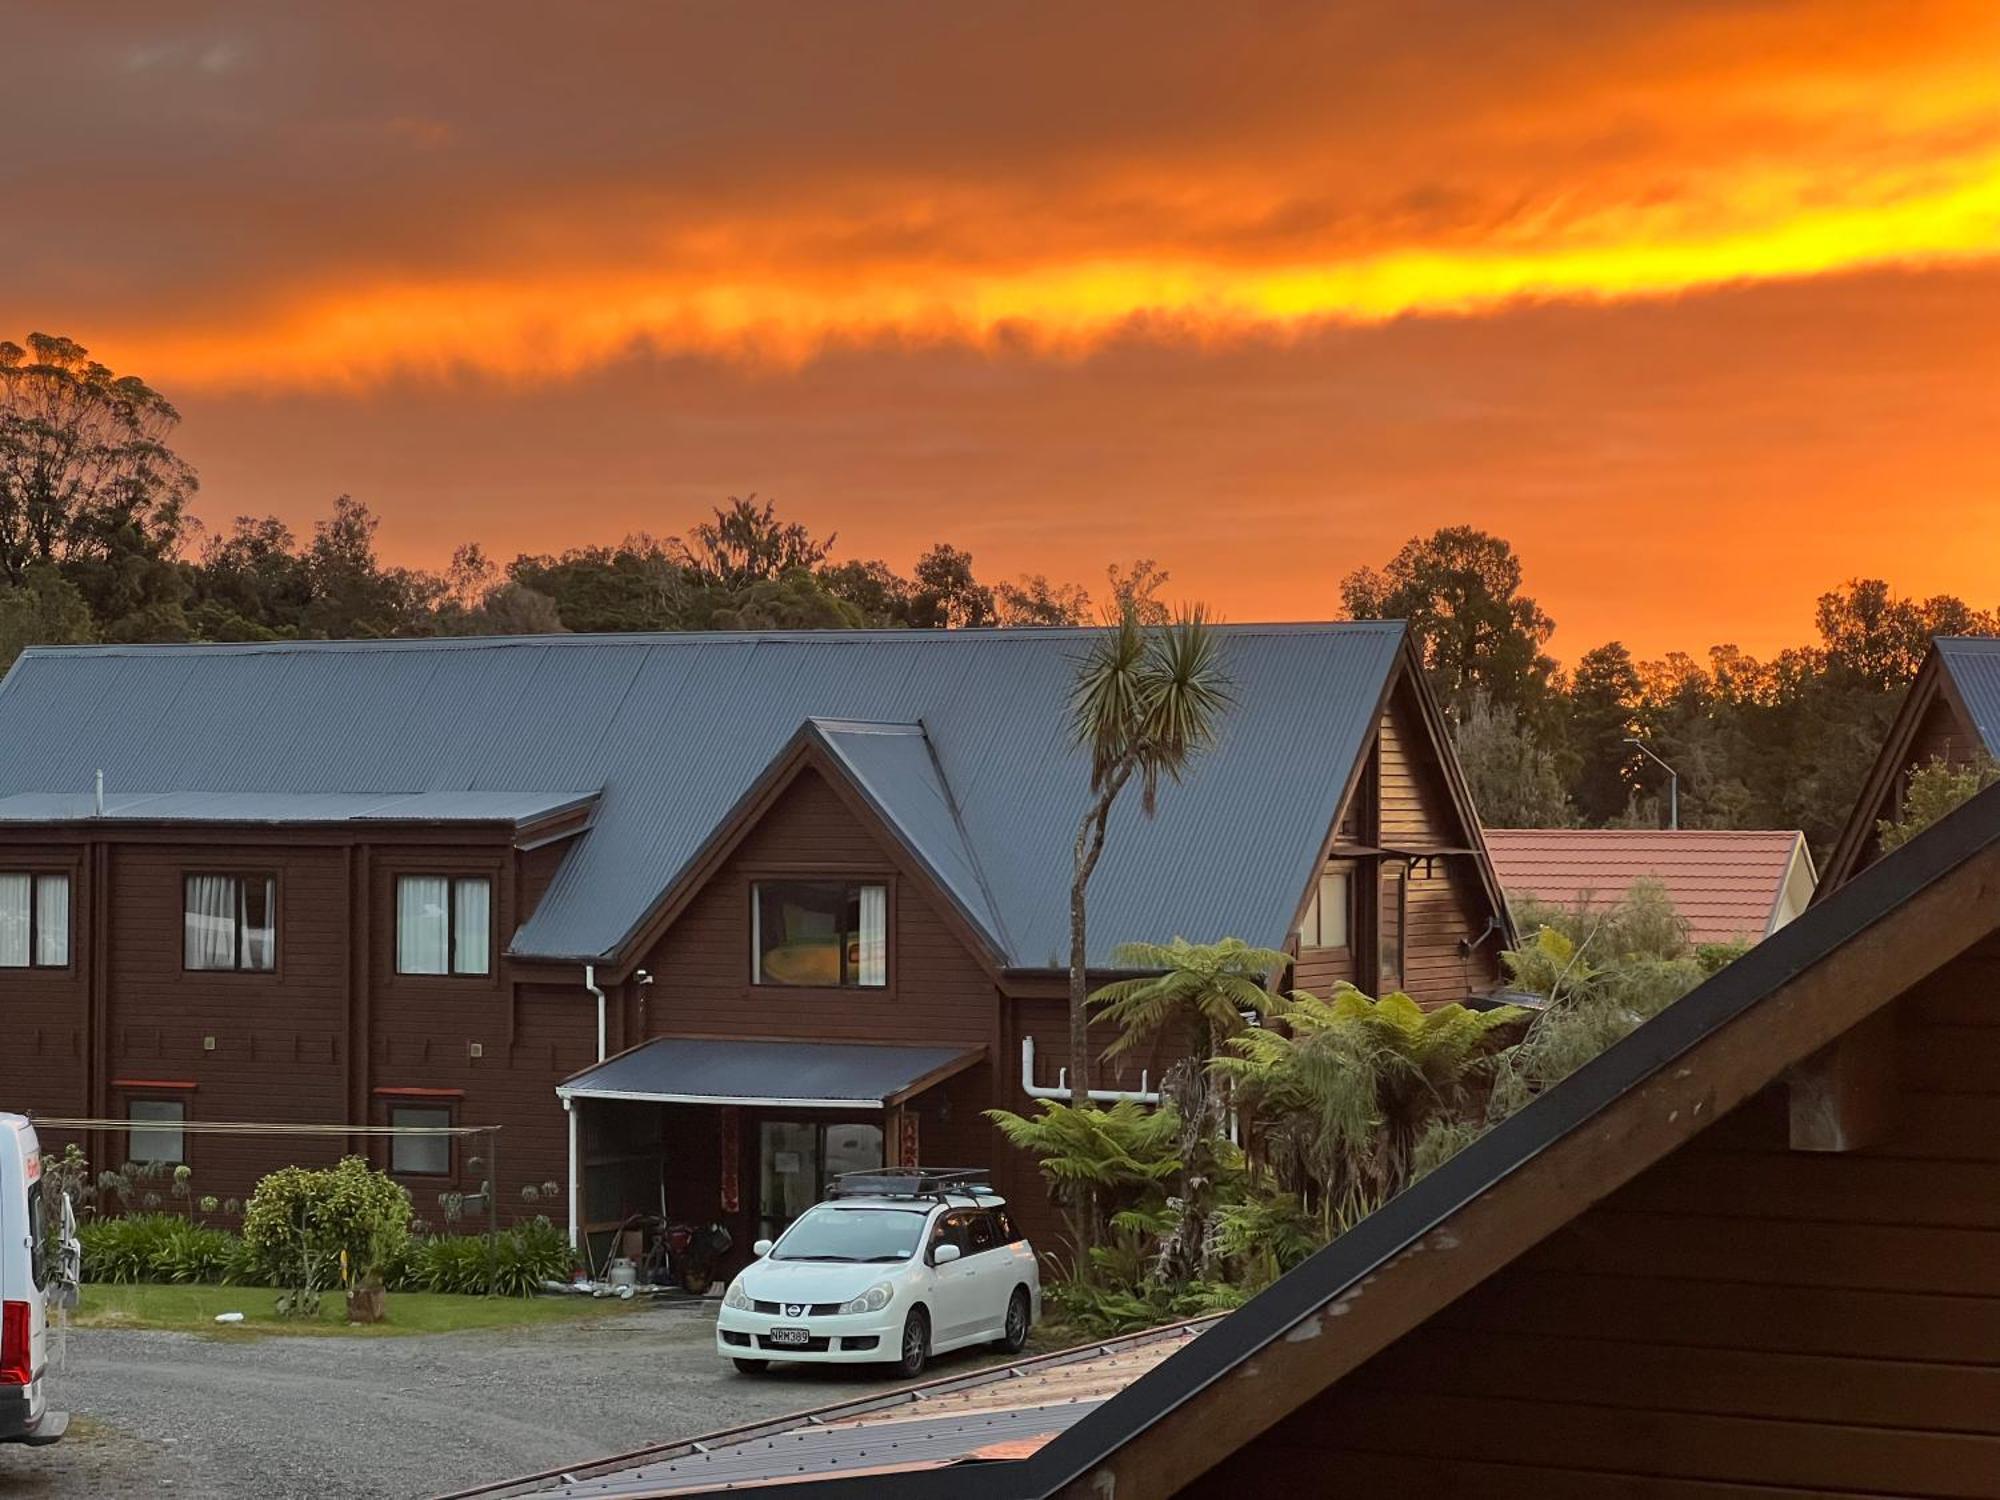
(0, 624, 1508, 1265)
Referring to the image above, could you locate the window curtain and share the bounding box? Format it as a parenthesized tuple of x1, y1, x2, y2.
(0, 875, 28, 968)
(398, 876, 449, 974)
(240, 876, 276, 971)
(452, 878, 491, 975)
(34, 874, 69, 967)
(184, 876, 238, 970)
(856, 884, 888, 986)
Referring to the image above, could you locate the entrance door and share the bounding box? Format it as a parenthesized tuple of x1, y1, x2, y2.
(757, 1119, 884, 1242)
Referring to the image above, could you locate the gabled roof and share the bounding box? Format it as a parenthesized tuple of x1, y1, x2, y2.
(1933, 635, 2000, 748)
(1484, 827, 1813, 943)
(0, 624, 1406, 966)
(493, 770, 2000, 1499)
(1818, 636, 2000, 896)
(806, 719, 1010, 959)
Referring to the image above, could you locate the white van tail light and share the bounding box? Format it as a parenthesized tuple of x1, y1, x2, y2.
(0, 1300, 29, 1385)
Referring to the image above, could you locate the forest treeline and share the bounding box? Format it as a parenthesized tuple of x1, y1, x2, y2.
(5, 331, 1985, 857)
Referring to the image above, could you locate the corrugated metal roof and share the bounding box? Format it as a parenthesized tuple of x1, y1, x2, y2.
(555, 1037, 980, 1107)
(0, 789, 594, 825)
(1934, 637, 2000, 753)
(810, 720, 1009, 958)
(1484, 827, 1807, 944)
(0, 625, 1403, 963)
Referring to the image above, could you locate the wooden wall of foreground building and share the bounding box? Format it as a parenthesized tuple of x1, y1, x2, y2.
(1183, 937, 2000, 1498)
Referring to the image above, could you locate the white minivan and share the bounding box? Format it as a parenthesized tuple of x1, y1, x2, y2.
(1, 1113, 66, 1446)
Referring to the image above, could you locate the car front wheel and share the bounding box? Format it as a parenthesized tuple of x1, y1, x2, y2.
(996, 1287, 1030, 1353)
(895, 1307, 929, 1379)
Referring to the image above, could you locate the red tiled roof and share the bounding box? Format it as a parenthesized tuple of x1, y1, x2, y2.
(1483, 828, 1810, 945)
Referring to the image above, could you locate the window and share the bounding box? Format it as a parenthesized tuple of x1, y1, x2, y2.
(966, 1212, 998, 1256)
(752, 881, 887, 987)
(128, 1100, 186, 1164)
(1299, 866, 1351, 949)
(396, 876, 492, 976)
(184, 874, 276, 971)
(929, 1211, 972, 1261)
(0, 872, 69, 968)
(992, 1206, 1024, 1245)
(389, 1105, 453, 1176)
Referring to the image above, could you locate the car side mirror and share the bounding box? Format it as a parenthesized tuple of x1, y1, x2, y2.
(933, 1242, 961, 1265)
(752, 1239, 774, 1257)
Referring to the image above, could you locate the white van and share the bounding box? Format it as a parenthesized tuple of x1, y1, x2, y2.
(1, 1113, 66, 1446)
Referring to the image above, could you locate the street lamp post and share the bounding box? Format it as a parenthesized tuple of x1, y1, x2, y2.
(1625, 737, 1680, 831)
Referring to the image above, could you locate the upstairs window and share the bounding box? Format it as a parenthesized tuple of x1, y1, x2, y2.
(0, 872, 69, 968)
(752, 881, 887, 987)
(184, 874, 276, 971)
(1299, 865, 1351, 949)
(396, 876, 492, 976)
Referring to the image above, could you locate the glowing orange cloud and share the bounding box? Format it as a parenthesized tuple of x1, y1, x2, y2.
(38, 0, 2000, 391)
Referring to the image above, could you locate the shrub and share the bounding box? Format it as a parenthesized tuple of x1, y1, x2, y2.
(79, 1214, 179, 1283)
(152, 1220, 238, 1284)
(243, 1157, 414, 1309)
(395, 1218, 574, 1297)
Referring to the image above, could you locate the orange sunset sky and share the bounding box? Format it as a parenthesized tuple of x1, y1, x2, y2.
(5, 0, 1999, 660)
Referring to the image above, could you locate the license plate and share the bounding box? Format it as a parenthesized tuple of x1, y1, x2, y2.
(767, 1326, 811, 1346)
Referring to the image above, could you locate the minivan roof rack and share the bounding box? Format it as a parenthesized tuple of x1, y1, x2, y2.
(826, 1167, 994, 1203)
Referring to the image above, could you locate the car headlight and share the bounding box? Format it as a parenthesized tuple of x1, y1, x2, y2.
(723, 1280, 753, 1311)
(838, 1282, 894, 1315)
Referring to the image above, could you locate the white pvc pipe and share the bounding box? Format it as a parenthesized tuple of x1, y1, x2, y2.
(584, 963, 606, 1062)
(564, 1097, 580, 1252)
(1019, 1035, 1160, 1105)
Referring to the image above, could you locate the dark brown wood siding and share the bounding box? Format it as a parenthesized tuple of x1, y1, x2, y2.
(1374, 686, 1503, 1004)
(1184, 937, 2000, 1499)
(0, 828, 579, 1221)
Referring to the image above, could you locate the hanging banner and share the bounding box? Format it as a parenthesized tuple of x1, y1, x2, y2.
(719, 1106, 741, 1213)
(897, 1107, 920, 1168)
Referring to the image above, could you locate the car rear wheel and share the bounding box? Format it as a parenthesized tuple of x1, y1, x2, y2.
(895, 1307, 929, 1379)
(732, 1358, 769, 1375)
(996, 1287, 1031, 1353)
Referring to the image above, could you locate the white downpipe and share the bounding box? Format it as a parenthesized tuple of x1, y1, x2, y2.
(1020, 1034, 1160, 1105)
(584, 964, 606, 1062)
(564, 1097, 580, 1252)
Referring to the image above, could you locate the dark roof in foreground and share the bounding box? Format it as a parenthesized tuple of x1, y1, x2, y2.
(456, 776, 2000, 1499)
(444, 1322, 1208, 1499)
(0, 625, 1404, 966)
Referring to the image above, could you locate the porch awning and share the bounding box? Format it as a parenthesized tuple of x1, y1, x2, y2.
(555, 1037, 984, 1110)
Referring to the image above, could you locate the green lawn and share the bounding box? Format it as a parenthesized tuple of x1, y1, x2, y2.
(70, 1282, 637, 1337)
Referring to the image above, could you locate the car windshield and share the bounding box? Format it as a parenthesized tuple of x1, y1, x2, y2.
(772, 1206, 928, 1263)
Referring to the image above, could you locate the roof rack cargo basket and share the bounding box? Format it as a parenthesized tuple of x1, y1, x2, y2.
(827, 1167, 992, 1200)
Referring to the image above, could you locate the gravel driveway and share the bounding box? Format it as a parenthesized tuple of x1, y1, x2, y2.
(0, 1302, 974, 1499)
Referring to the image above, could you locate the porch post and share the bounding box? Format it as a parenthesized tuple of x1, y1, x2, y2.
(565, 1098, 580, 1253)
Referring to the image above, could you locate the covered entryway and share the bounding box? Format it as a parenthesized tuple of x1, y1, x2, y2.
(555, 1037, 984, 1273)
